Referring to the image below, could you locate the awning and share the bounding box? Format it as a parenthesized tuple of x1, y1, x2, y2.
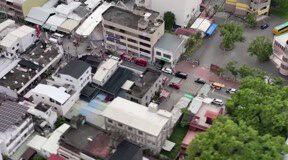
(205, 23, 218, 36)
(162, 140, 176, 151)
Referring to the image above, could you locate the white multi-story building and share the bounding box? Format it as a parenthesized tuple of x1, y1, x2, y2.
(0, 100, 34, 156)
(30, 84, 79, 116)
(51, 60, 92, 91)
(154, 33, 186, 66)
(102, 97, 172, 154)
(0, 25, 37, 59)
(93, 58, 120, 86)
(135, 0, 202, 26)
(272, 33, 288, 76)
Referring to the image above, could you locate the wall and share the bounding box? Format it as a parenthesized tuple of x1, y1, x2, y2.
(149, 0, 202, 26)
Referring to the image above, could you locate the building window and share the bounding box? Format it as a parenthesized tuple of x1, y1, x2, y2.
(127, 38, 137, 43)
(140, 42, 151, 47)
(118, 123, 123, 127)
(31, 34, 34, 37)
(138, 131, 143, 135)
(119, 29, 126, 33)
(140, 48, 150, 54)
(50, 98, 55, 103)
(156, 51, 161, 56)
(128, 44, 138, 50)
(128, 127, 133, 131)
(17, 43, 19, 46)
(138, 35, 150, 41)
(108, 119, 113, 123)
(12, 47, 15, 50)
(283, 56, 288, 63)
(163, 54, 171, 59)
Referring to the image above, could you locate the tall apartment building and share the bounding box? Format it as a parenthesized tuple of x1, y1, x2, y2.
(272, 33, 288, 76)
(225, 0, 271, 18)
(102, 97, 172, 154)
(0, 100, 34, 156)
(102, 6, 164, 61)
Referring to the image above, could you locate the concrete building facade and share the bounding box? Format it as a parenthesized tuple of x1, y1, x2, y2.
(225, 0, 271, 18)
(102, 97, 173, 154)
(272, 33, 288, 76)
(0, 101, 34, 156)
(135, 0, 202, 26)
(102, 6, 164, 61)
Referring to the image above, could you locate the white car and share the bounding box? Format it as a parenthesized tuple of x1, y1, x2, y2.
(162, 67, 173, 74)
(226, 88, 237, 94)
(212, 98, 224, 106)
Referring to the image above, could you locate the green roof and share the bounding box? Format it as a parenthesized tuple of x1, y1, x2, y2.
(275, 22, 288, 30)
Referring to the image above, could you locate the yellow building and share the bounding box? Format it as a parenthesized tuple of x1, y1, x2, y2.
(225, 0, 271, 17)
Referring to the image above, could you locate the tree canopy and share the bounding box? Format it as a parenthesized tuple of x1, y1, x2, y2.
(220, 23, 244, 50)
(186, 117, 287, 160)
(226, 77, 288, 137)
(248, 36, 273, 62)
(184, 32, 203, 57)
(246, 13, 257, 28)
(163, 12, 175, 31)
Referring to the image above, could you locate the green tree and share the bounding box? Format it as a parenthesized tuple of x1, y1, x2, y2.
(226, 77, 288, 136)
(238, 65, 266, 78)
(248, 36, 273, 62)
(163, 12, 175, 31)
(32, 155, 46, 160)
(246, 13, 257, 28)
(220, 23, 244, 50)
(55, 116, 67, 128)
(225, 61, 238, 78)
(180, 108, 191, 127)
(184, 32, 203, 56)
(186, 117, 287, 160)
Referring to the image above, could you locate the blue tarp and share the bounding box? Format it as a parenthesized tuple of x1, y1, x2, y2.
(206, 23, 218, 36)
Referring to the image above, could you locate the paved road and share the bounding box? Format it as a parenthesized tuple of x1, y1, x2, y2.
(191, 15, 286, 78)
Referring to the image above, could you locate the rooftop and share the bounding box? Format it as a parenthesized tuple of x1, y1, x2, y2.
(0, 44, 62, 93)
(60, 123, 111, 159)
(31, 84, 71, 105)
(102, 97, 171, 136)
(102, 6, 162, 33)
(129, 68, 161, 98)
(58, 60, 91, 79)
(96, 67, 133, 96)
(0, 100, 29, 132)
(155, 33, 186, 54)
(109, 140, 142, 160)
(274, 32, 288, 48)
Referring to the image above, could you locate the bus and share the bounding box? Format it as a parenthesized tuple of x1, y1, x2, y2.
(272, 22, 288, 35)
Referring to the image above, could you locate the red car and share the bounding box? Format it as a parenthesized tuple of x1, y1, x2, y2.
(134, 58, 148, 67)
(169, 83, 181, 89)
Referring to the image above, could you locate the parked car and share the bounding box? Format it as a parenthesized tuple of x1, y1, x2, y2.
(162, 67, 173, 74)
(134, 58, 148, 67)
(226, 88, 237, 94)
(260, 23, 269, 30)
(169, 83, 180, 90)
(212, 98, 224, 106)
(194, 78, 206, 84)
(108, 55, 121, 61)
(211, 82, 225, 90)
(175, 71, 188, 79)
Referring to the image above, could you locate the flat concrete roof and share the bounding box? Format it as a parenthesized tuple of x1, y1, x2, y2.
(155, 33, 185, 53)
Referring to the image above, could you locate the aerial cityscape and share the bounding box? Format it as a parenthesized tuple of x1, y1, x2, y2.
(0, 0, 287, 159)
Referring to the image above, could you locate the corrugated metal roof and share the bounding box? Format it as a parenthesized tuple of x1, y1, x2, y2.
(25, 7, 54, 25)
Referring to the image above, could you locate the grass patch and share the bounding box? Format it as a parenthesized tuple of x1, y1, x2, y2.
(160, 124, 189, 159)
